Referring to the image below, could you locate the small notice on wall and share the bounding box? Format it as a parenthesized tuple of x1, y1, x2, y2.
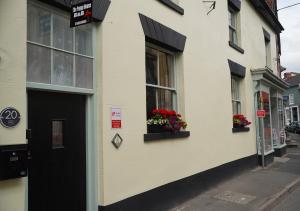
(111, 108, 122, 129)
(257, 110, 266, 118)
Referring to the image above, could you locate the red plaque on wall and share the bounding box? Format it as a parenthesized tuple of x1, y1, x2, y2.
(257, 110, 266, 118)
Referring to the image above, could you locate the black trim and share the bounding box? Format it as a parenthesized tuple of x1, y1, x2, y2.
(229, 41, 245, 54)
(232, 127, 250, 133)
(263, 28, 271, 42)
(0, 144, 28, 151)
(157, 0, 184, 15)
(37, 0, 111, 22)
(144, 131, 190, 142)
(98, 154, 258, 211)
(228, 59, 246, 78)
(139, 14, 187, 52)
(228, 0, 241, 11)
(258, 152, 274, 166)
(274, 146, 287, 157)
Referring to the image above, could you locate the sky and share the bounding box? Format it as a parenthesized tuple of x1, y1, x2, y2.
(277, 0, 300, 72)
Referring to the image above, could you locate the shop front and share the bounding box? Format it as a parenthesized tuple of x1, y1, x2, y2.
(252, 68, 288, 166)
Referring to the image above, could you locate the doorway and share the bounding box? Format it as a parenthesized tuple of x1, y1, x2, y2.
(27, 91, 86, 211)
(291, 106, 299, 122)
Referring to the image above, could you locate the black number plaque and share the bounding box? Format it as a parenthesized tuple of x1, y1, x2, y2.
(0, 107, 21, 128)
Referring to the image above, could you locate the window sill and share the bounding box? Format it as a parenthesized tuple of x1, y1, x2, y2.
(144, 131, 190, 142)
(229, 41, 244, 54)
(157, 0, 184, 15)
(232, 127, 250, 133)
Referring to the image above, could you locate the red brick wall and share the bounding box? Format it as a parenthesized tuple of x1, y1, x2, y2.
(265, 0, 275, 12)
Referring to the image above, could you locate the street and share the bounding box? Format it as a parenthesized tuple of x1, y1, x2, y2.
(272, 185, 300, 211)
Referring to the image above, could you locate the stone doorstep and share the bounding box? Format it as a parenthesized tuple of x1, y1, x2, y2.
(274, 157, 290, 163)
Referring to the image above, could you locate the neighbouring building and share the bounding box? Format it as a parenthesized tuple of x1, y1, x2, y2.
(0, 0, 287, 211)
(283, 72, 300, 124)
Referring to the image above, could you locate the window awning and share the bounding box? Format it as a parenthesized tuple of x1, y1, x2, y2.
(139, 14, 186, 52)
(228, 59, 246, 78)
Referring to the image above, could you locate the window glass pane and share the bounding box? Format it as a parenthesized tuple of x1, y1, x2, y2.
(53, 51, 73, 86)
(75, 24, 92, 56)
(232, 101, 241, 115)
(261, 92, 272, 152)
(52, 120, 64, 148)
(229, 11, 236, 28)
(229, 28, 237, 44)
(75, 56, 93, 89)
(231, 78, 240, 100)
(27, 44, 51, 83)
(159, 52, 174, 88)
(53, 14, 73, 51)
(27, 5, 51, 45)
(146, 87, 157, 118)
(157, 89, 174, 110)
(146, 48, 158, 85)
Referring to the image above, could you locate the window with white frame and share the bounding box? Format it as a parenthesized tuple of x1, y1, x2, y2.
(231, 77, 241, 114)
(27, 3, 93, 89)
(146, 46, 177, 116)
(289, 94, 294, 105)
(228, 7, 239, 45)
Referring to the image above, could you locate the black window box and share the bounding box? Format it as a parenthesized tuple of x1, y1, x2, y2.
(232, 127, 250, 133)
(144, 131, 190, 142)
(229, 41, 244, 54)
(157, 0, 184, 15)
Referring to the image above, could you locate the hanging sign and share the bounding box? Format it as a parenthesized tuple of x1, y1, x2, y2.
(256, 110, 266, 118)
(111, 108, 122, 129)
(0, 107, 21, 128)
(70, 1, 93, 27)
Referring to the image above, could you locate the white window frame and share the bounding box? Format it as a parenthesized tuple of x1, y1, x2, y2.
(231, 76, 241, 115)
(27, 1, 94, 92)
(289, 94, 294, 105)
(145, 44, 178, 111)
(228, 7, 238, 45)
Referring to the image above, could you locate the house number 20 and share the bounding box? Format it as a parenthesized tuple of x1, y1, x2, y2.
(0, 107, 21, 128)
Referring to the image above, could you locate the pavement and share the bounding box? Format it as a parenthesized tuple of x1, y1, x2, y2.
(169, 133, 300, 211)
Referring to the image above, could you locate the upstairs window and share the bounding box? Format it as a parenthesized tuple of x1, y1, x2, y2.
(27, 3, 93, 89)
(228, 1, 244, 53)
(289, 94, 294, 105)
(228, 8, 238, 45)
(146, 46, 177, 117)
(263, 29, 271, 69)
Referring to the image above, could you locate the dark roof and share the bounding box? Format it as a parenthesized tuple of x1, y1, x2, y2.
(284, 74, 300, 87)
(249, 0, 284, 33)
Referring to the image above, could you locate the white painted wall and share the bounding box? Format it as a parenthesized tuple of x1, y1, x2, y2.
(0, 0, 27, 211)
(98, 0, 279, 205)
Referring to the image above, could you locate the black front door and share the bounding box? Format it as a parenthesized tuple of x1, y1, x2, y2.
(28, 91, 86, 211)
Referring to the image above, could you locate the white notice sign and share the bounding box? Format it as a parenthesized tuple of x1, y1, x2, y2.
(111, 108, 121, 129)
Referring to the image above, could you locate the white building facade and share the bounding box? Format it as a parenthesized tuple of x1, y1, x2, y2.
(0, 0, 286, 210)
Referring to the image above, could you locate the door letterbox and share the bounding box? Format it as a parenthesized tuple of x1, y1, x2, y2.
(0, 144, 28, 180)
